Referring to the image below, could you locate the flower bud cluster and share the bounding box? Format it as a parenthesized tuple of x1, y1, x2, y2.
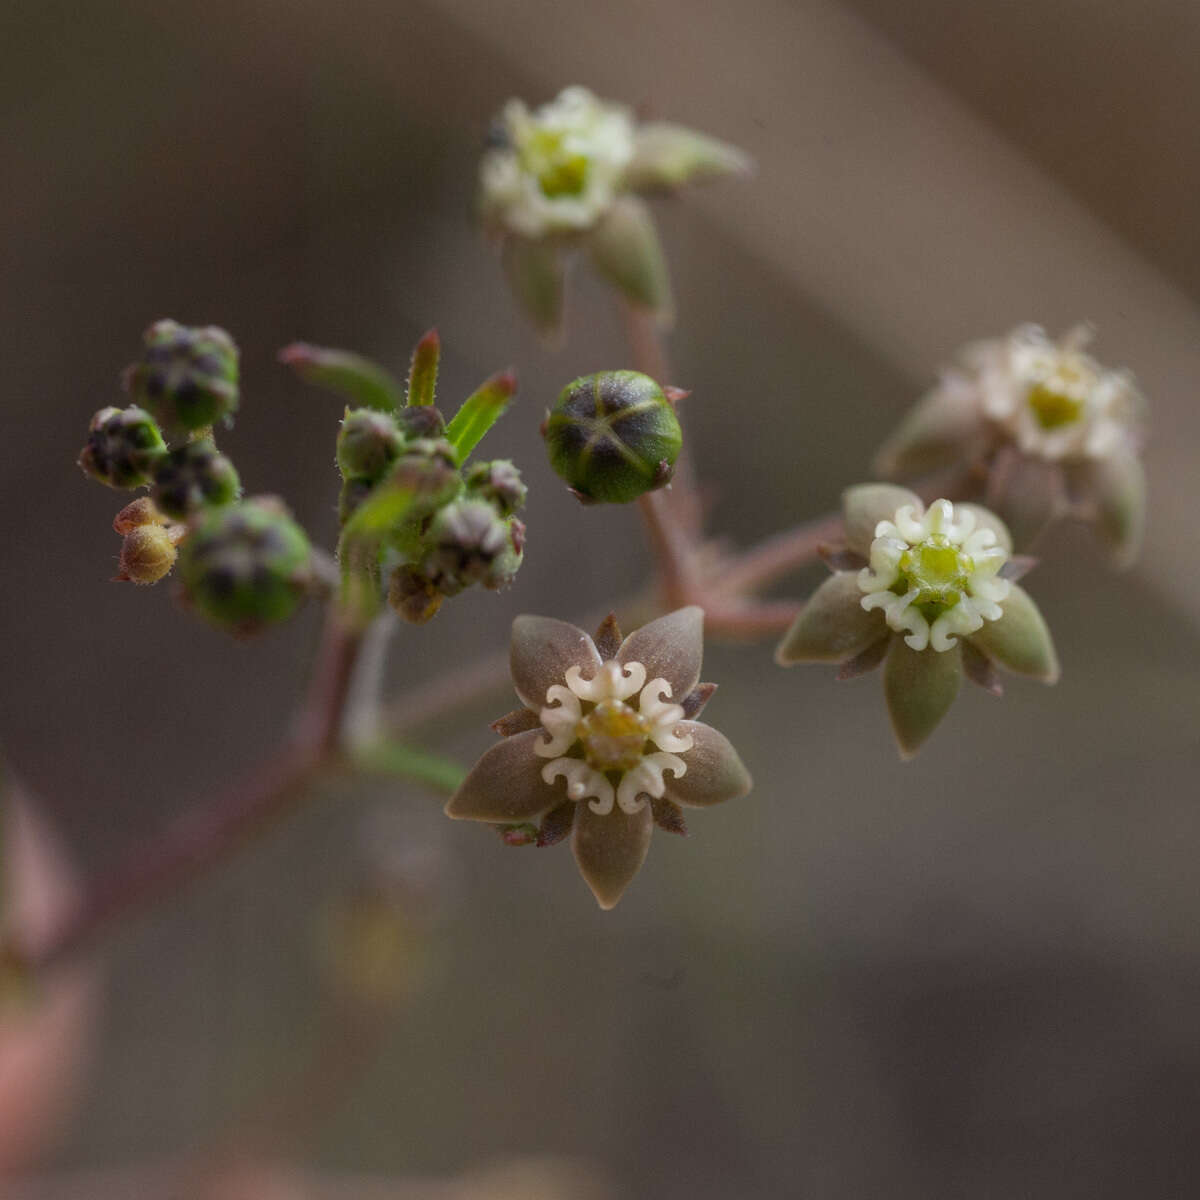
(124, 319, 239, 434)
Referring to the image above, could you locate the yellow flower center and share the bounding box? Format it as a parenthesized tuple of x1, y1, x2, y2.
(521, 129, 591, 198)
(897, 537, 974, 618)
(1027, 382, 1084, 431)
(576, 700, 649, 773)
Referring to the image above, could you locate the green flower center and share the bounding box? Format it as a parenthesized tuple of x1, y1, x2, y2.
(521, 129, 590, 198)
(1027, 381, 1084, 431)
(577, 700, 649, 773)
(896, 537, 974, 619)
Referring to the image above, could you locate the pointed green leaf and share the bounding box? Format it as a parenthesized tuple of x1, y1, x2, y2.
(502, 237, 564, 340)
(624, 122, 752, 190)
(775, 572, 884, 665)
(587, 195, 673, 323)
(278, 343, 403, 412)
(405, 328, 440, 408)
(445, 370, 517, 464)
(968, 583, 1059, 683)
(883, 638, 963, 759)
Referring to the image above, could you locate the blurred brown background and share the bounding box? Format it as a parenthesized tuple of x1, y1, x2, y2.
(4, 0, 1200, 1196)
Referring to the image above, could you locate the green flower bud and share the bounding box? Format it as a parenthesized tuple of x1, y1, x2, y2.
(150, 439, 240, 519)
(427, 498, 511, 588)
(464, 459, 527, 516)
(395, 405, 446, 440)
(387, 563, 444, 625)
(178, 497, 312, 635)
(126, 319, 239, 433)
(117, 524, 179, 585)
(400, 436, 458, 469)
(78, 405, 167, 488)
(542, 370, 682, 503)
(337, 409, 404, 482)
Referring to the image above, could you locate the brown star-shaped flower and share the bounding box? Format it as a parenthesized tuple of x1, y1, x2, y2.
(445, 607, 752, 908)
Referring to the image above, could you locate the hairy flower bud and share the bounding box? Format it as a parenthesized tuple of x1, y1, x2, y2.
(395, 406, 446, 440)
(387, 563, 444, 625)
(116, 524, 179, 585)
(542, 370, 682, 503)
(125, 319, 239, 434)
(336, 409, 404, 482)
(178, 498, 312, 635)
(149, 439, 241, 519)
(78, 405, 167, 489)
(427, 498, 511, 588)
(464, 459, 527, 516)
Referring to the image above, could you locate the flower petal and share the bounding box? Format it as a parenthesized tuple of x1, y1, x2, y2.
(775, 572, 887, 665)
(616, 606, 703, 698)
(662, 722, 751, 808)
(587, 195, 673, 323)
(967, 583, 1059, 683)
(883, 638, 963, 760)
(624, 121, 752, 190)
(1065, 448, 1145, 569)
(444, 730, 559, 822)
(510, 615, 601, 710)
(842, 484, 922, 556)
(954, 503, 1013, 554)
(572, 800, 654, 910)
(873, 376, 990, 478)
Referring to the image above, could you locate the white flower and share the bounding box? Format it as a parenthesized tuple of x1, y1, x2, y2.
(858, 498, 1010, 652)
(972, 324, 1142, 462)
(479, 86, 635, 239)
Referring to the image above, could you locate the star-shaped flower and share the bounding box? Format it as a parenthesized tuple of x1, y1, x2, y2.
(874, 324, 1146, 563)
(479, 86, 750, 339)
(445, 607, 752, 908)
(776, 485, 1059, 758)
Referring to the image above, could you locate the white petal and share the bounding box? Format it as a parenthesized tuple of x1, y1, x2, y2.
(542, 758, 614, 815)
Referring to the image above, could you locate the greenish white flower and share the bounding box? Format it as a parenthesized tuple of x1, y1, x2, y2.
(858, 498, 1010, 652)
(976, 324, 1142, 462)
(447, 608, 751, 909)
(480, 87, 635, 239)
(479, 86, 750, 338)
(874, 324, 1146, 564)
(777, 485, 1058, 759)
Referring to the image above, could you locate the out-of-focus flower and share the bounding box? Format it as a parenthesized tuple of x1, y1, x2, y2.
(776, 485, 1059, 758)
(479, 86, 750, 338)
(875, 324, 1146, 563)
(446, 608, 751, 909)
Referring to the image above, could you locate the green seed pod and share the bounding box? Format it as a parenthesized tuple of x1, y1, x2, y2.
(117, 524, 179, 585)
(78, 405, 167, 488)
(464, 459, 527, 516)
(395, 406, 446, 440)
(542, 370, 682, 503)
(427, 498, 510, 588)
(126, 319, 239, 434)
(150, 439, 240, 519)
(178, 497, 312, 635)
(387, 563, 444, 624)
(336, 408, 404, 482)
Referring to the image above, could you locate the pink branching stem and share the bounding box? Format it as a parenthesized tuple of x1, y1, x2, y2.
(20, 609, 363, 972)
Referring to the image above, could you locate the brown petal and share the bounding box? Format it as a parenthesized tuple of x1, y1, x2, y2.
(617, 606, 703, 697)
(650, 797, 688, 836)
(572, 802, 654, 910)
(842, 484, 922, 556)
(883, 639, 963, 760)
(836, 635, 891, 680)
(444, 731, 559, 823)
(489, 707, 542, 737)
(510, 615, 601, 710)
(775, 572, 886, 665)
(537, 801, 577, 847)
(663, 722, 752, 808)
(681, 682, 717, 719)
(961, 639, 1004, 696)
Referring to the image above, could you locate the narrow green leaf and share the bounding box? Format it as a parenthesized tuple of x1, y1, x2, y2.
(278, 343, 403, 412)
(350, 740, 467, 795)
(445, 370, 517, 463)
(405, 328, 440, 408)
(587, 195, 673, 322)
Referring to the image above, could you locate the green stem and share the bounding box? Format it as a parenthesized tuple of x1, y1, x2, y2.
(348, 740, 467, 795)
